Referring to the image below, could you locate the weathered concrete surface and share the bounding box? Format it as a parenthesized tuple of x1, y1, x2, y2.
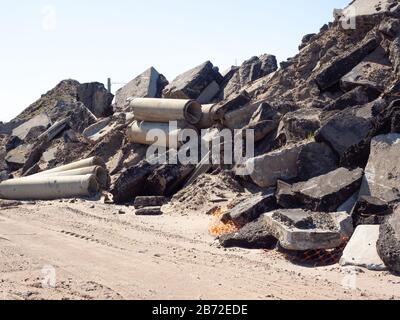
(135, 206, 163, 216)
(221, 192, 277, 226)
(314, 36, 379, 90)
(11, 113, 51, 141)
(221, 54, 277, 99)
(270, 209, 350, 251)
(134, 196, 168, 209)
(77, 82, 114, 118)
(360, 134, 400, 202)
(281, 108, 322, 142)
(340, 225, 387, 271)
(115, 67, 168, 110)
(377, 206, 400, 274)
(163, 61, 222, 100)
(279, 168, 364, 212)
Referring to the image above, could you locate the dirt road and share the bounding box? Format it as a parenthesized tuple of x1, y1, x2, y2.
(0, 200, 399, 300)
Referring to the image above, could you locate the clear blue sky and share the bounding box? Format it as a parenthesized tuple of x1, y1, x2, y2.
(0, 0, 350, 122)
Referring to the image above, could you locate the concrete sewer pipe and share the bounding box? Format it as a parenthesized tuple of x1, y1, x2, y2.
(0, 174, 99, 201)
(34, 157, 106, 175)
(127, 121, 198, 148)
(128, 98, 203, 125)
(30, 166, 110, 189)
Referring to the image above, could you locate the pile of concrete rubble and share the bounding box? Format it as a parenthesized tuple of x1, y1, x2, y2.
(1, 0, 400, 274)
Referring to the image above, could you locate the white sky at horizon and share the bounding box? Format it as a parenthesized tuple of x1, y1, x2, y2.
(0, 0, 350, 122)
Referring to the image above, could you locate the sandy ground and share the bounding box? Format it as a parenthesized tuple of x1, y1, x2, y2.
(0, 200, 399, 300)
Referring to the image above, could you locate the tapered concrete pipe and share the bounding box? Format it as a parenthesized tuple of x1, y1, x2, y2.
(35, 157, 106, 176)
(129, 98, 203, 125)
(30, 166, 110, 189)
(198, 104, 216, 129)
(127, 121, 188, 147)
(0, 174, 99, 201)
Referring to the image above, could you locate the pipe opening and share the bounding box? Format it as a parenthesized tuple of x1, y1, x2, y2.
(95, 167, 110, 189)
(184, 101, 203, 125)
(87, 175, 100, 196)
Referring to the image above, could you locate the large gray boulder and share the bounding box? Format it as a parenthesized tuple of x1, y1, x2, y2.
(360, 134, 400, 202)
(163, 61, 222, 100)
(377, 206, 400, 274)
(221, 54, 277, 99)
(351, 195, 391, 227)
(10, 113, 51, 141)
(115, 67, 168, 110)
(278, 168, 364, 212)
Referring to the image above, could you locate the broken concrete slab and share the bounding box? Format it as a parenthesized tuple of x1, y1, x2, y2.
(77, 82, 114, 118)
(135, 206, 163, 216)
(221, 54, 277, 99)
(224, 209, 351, 251)
(340, 225, 387, 271)
(115, 67, 168, 110)
(212, 91, 251, 122)
(245, 141, 338, 189)
(315, 36, 379, 90)
(221, 192, 277, 226)
(134, 196, 168, 209)
(296, 142, 338, 182)
(340, 47, 393, 93)
(360, 134, 400, 202)
(279, 168, 364, 212)
(316, 103, 377, 165)
(5, 144, 33, 171)
(11, 113, 51, 141)
(163, 61, 222, 100)
(245, 143, 304, 188)
(351, 195, 392, 227)
(281, 108, 322, 142)
(219, 220, 278, 250)
(324, 86, 380, 111)
(377, 206, 400, 274)
(197, 81, 220, 104)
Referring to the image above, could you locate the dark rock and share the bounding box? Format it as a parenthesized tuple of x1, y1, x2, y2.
(145, 164, 195, 197)
(281, 108, 322, 142)
(315, 36, 379, 90)
(219, 220, 278, 249)
(5, 136, 23, 152)
(325, 86, 380, 111)
(389, 36, 400, 76)
(221, 54, 277, 99)
(135, 206, 163, 216)
(276, 180, 302, 209)
(115, 67, 168, 110)
(134, 196, 168, 209)
(77, 82, 114, 118)
(316, 103, 376, 165)
(163, 61, 222, 100)
(212, 91, 251, 122)
(296, 142, 338, 181)
(377, 207, 400, 274)
(340, 47, 393, 93)
(351, 195, 392, 227)
(110, 160, 155, 204)
(221, 192, 277, 226)
(280, 168, 364, 212)
(379, 18, 400, 39)
(299, 33, 317, 50)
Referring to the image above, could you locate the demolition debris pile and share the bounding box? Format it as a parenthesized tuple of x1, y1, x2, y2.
(1, 0, 400, 274)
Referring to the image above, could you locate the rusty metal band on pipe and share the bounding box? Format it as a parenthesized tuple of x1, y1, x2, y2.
(128, 98, 203, 125)
(30, 166, 110, 189)
(34, 157, 106, 176)
(0, 174, 99, 201)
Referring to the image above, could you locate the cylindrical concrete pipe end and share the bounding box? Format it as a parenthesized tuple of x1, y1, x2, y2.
(0, 174, 100, 201)
(129, 98, 203, 125)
